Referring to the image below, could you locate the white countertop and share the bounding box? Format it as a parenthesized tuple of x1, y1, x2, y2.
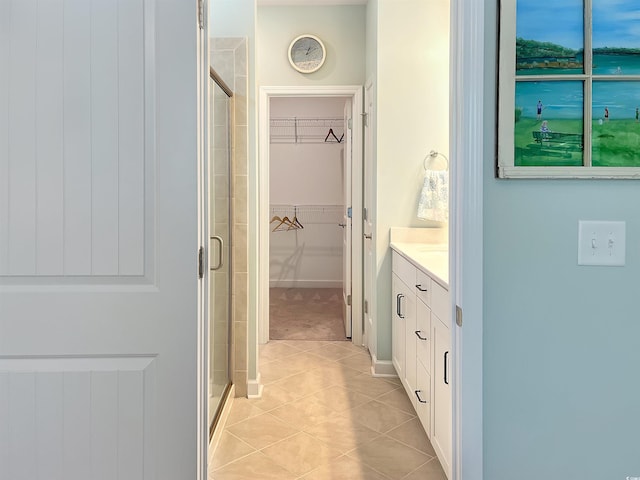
(390, 242, 449, 288)
(389, 227, 449, 288)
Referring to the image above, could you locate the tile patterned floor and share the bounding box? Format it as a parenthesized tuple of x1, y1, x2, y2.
(209, 340, 446, 480)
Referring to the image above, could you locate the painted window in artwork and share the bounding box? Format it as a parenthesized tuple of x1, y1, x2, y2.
(515, 0, 584, 76)
(498, 0, 640, 178)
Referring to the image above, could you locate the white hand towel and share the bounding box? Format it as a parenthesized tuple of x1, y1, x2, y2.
(417, 170, 449, 222)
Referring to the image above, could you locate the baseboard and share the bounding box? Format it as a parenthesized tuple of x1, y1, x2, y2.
(370, 354, 398, 377)
(209, 384, 235, 457)
(247, 373, 263, 399)
(269, 280, 342, 289)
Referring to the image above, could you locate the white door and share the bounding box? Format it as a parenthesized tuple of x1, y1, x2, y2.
(363, 82, 375, 355)
(0, 2, 206, 479)
(342, 100, 353, 338)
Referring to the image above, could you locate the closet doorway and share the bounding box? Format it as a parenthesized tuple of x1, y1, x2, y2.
(258, 86, 363, 347)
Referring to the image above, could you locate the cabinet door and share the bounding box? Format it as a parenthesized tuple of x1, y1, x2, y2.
(391, 274, 406, 382)
(404, 284, 417, 406)
(416, 299, 431, 374)
(432, 314, 452, 478)
(415, 361, 431, 436)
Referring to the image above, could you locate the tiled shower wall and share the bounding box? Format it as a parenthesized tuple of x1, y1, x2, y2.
(211, 38, 248, 397)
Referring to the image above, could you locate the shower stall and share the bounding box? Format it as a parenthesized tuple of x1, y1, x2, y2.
(208, 67, 233, 436)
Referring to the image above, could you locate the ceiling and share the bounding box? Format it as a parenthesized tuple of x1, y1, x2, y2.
(257, 0, 368, 5)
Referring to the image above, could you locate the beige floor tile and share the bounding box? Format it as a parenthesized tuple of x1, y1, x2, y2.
(260, 341, 303, 361)
(308, 342, 360, 361)
(381, 375, 403, 386)
(226, 412, 299, 450)
(304, 415, 380, 454)
(311, 362, 363, 385)
(386, 418, 436, 457)
(345, 375, 404, 401)
(336, 352, 374, 373)
(346, 400, 415, 434)
(280, 351, 327, 372)
(248, 383, 301, 412)
(272, 369, 337, 396)
(310, 385, 372, 413)
(268, 395, 336, 429)
(300, 454, 389, 480)
(261, 431, 342, 477)
(347, 435, 430, 479)
(259, 357, 309, 384)
(210, 340, 446, 480)
(376, 387, 416, 413)
(224, 398, 265, 426)
(209, 431, 255, 470)
(282, 340, 333, 351)
(210, 451, 297, 480)
(402, 457, 447, 480)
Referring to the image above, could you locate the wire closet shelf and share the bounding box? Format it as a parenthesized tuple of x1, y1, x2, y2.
(269, 204, 344, 225)
(270, 117, 345, 144)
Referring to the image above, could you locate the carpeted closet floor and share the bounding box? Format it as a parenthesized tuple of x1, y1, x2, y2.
(269, 288, 348, 341)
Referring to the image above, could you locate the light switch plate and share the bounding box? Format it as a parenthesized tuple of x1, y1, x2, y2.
(578, 220, 626, 266)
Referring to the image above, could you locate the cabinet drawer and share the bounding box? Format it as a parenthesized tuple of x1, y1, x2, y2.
(415, 269, 431, 305)
(431, 281, 449, 325)
(392, 251, 416, 290)
(416, 299, 430, 374)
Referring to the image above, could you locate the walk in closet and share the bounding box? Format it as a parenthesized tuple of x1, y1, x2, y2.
(269, 96, 350, 341)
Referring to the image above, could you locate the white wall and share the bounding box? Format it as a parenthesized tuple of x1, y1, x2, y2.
(269, 97, 346, 287)
(368, 0, 450, 360)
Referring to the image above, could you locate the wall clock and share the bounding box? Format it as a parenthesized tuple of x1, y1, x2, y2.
(288, 34, 326, 74)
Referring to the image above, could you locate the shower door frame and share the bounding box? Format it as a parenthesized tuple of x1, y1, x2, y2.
(207, 67, 234, 441)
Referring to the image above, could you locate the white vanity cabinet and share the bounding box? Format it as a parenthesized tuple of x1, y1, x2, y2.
(391, 248, 451, 479)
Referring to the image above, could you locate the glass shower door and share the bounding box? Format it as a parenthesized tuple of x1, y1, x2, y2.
(208, 71, 232, 433)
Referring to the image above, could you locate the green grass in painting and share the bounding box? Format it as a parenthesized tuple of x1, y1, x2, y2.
(591, 120, 640, 166)
(514, 118, 583, 167)
(514, 118, 640, 167)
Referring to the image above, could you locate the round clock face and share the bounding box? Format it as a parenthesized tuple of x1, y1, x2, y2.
(288, 35, 326, 73)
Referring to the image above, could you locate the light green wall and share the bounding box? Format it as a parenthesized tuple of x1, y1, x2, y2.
(370, 0, 450, 361)
(483, 1, 640, 477)
(257, 6, 366, 86)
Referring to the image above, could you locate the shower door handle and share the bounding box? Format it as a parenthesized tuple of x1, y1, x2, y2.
(210, 236, 224, 271)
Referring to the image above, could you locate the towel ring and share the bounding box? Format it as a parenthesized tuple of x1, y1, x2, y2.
(423, 150, 449, 171)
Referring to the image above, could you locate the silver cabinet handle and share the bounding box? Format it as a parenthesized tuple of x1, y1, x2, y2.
(396, 293, 405, 318)
(415, 330, 428, 341)
(415, 284, 428, 292)
(364, 233, 372, 239)
(210, 235, 223, 271)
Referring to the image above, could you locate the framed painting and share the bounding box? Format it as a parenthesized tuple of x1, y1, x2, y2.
(497, 0, 640, 178)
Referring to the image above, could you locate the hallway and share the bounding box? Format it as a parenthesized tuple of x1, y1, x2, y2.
(209, 340, 446, 479)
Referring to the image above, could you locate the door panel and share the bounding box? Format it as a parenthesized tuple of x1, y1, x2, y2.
(0, 1, 202, 478)
(342, 100, 353, 338)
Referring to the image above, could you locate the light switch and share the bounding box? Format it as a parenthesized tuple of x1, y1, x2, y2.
(578, 220, 626, 266)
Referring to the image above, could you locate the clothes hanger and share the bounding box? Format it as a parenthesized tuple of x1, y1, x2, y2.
(289, 206, 304, 229)
(272, 215, 294, 232)
(324, 128, 343, 143)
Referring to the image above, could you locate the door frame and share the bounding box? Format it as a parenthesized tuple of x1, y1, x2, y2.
(450, 0, 484, 478)
(197, 0, 209, 477)
(257, 85, 364, 347)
